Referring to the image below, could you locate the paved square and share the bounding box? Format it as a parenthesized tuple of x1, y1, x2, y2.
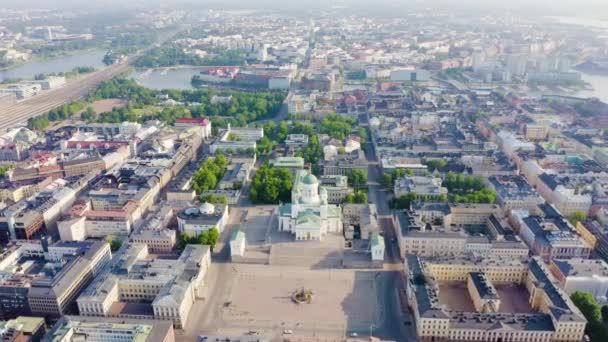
(222, 265, 377, 333)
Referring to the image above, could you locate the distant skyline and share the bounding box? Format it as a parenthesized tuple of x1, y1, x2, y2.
(2, 0, 608, 17)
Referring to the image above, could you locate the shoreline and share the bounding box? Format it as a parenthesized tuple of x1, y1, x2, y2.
(0, 48, 107, 73)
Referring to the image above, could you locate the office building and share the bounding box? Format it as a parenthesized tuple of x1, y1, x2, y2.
(394, 176, 447, 198)
(77, 243, 210, 328)
(319, 175, 352, 204)
(0, 241, 111, 319)
(176, 203, 229, 237)
(45, 316, 175, 342)
(549, 258, 608, 302)
(406, 255, 587, 342)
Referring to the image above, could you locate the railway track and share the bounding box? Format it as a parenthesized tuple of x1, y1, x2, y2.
(0, 62, 130, 131)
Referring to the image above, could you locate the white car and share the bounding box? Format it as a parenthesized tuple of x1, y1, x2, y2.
(283, 330, 293, 335)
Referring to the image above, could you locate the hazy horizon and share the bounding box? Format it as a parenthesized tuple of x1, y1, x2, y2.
(2, 0, 608, 18)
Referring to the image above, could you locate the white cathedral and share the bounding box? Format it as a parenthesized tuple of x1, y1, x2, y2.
(278, 170, 342, 241)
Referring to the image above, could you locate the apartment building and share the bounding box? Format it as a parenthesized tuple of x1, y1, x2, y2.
(487, 175, 544, 213)
(549, 258, 608, 302)
(342, 203, 379, 240)
(77, 243, 211, 328)
(62, 157, 105, 178)
(537, 173, 591, 217)
(0, 241, 111, 319)
(512, 204, 592, 262)
(574, 220, 608, 260)
(393, 210, 528, 259)
(0, 203, 45, 244)
(130, 205, 176, 253)
(174, 117, 212, 139)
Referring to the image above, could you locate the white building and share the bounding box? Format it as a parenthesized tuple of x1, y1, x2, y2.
(77, 243, 210, 329)
(269, 76, 291, 90)
(394, 176, 447, 198)
(550, 258, 608, 303)
(210, 125, 262, 154)
(177, 203, 229, 237)
(278, 171, 342, 241)
(390, 69, 430, 82)
(230, 230, 246, 259)
(371, 234, 385, 261)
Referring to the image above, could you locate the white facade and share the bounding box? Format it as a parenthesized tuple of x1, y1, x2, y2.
(278, 171, 342, 241)
(269, 76, 291, 89)
(371, 235, 385, 261)
(177, 203, 228, 237)
(390, 69, 430, 82)
(230, 231, 246, 258)
(58, 216, 86, 241)
(85, 219, 131, 238)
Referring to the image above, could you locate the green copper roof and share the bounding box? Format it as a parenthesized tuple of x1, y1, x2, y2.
(302, 173, 318, 185)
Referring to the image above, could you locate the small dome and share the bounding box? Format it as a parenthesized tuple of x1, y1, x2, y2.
(199, 202, 215, 215)
(302, 173, 318, 185)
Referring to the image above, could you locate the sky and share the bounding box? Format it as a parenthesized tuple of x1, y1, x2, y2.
(2, 0, 608, 18)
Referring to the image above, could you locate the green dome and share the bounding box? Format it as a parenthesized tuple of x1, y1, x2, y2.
(302, 173, 318, 185)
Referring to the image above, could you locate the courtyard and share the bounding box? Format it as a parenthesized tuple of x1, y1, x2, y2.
(438, 281, 535, 314)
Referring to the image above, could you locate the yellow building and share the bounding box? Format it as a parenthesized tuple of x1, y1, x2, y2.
(467, 272, 501, 313)
(406, 255, 587, 342)
(575, 221, 598, 249)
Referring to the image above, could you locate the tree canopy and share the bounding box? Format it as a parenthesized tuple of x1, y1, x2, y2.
(568, 211, 588, 226)
(27, 101, 87, 130)
(179, 227, 220, 250)
(192, 154, 228, 194)
(250, 165, 293, 204)
(571, 291, 608, 341)
(344, 191, 368, 204)
(136, 46, 247, 68)
(89, 78, 285, 127)
(319, 113, 357, 140)
(347, 169, 368, 190)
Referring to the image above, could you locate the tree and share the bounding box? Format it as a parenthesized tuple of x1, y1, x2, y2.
(207, 227, 220, 248)
(568, 211, 588, 226)
(179, 233, 192, 250)
(250, 165, 294, 204)
(354, 191, 368, 204)
(602, 305, 608, 322)
(571, 291, 602, 323)
(424, 159, 448, 172)
(380, 173, 393, 189)
(81, 106, 96, 122)
(105, 235, 123, 252)
(391, 193, 418, 210)
(0, 163, 14, 179)
(344, 193, 355, 203)
(348, 169, 367, 189)
(571, 291, 608, 341)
